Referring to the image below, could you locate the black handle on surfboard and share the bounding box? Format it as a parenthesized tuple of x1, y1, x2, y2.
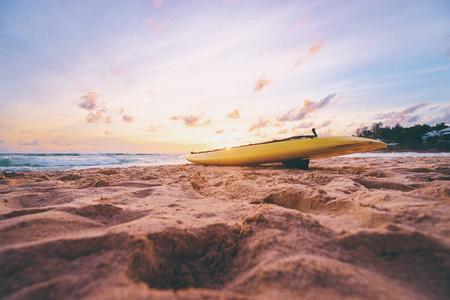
(190, 128, 319, 154)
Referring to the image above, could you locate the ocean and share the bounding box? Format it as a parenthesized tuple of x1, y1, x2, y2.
(0, 153, 187, 172)
(0, 152, 448, 172)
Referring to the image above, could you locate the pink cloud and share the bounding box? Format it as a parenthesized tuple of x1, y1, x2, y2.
(123, 114, 135, 123)
(297, 11, 312, 25)
(248, 118, 271, 132)
(226, 109, 240, 119)
(145, 125, 159, 132)
(153, 0, 164, 8)
(403, 102, 429, 114)
(288, 58, 302, 72)
(308, 40, 326, 55)
(254, 132, 268, 138)
(77, 92, 102, 111)
(105, 130, 114, 135)
(86, 111, 103, 123)
(254, 75, 273, 92)
(278, 93, 337, 122)
(376, 102, 430, 126)
(145, 18, 163, 33)
(171, 113, 211, 127)
(215, 129, 225, 134)
(76, 93, 136, 125)
(291, 122, 314, 132)
(317, 117, 335, 128)
(77, 92, 114, 124)
(103, 115, 112, 123)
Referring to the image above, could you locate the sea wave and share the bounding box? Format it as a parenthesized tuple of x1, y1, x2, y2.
(0, 153, 187, 172)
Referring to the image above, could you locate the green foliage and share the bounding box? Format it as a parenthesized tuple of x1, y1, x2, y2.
(355, 122, 449, 151)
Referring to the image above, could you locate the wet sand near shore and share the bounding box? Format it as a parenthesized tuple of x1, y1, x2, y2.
(0, 156, 449, 299)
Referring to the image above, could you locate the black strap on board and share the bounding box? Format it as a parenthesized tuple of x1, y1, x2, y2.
(190, 128, 318, 155)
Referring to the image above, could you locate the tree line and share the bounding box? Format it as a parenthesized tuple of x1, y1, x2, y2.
(355, 122, 449, 151)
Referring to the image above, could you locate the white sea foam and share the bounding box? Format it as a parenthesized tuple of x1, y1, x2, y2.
(0, 153, 187, 172)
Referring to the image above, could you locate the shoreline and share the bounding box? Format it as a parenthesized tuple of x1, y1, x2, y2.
(1, 156, 449, 299)
(1, 150, 449, 174)
(373, 148, 450, 153)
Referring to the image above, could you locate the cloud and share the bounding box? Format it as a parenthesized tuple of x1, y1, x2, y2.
(319, 120, 332, 128)
(248, 118, 271, 132)
(288, 58, 302, 72)
(19, 139, 41, 146)
(277, 128, 288, 134)
(122, 114, 135, 123)
(318, 117, 335, 128)
(215, 129, 225, 134)
(403, 102, 429, 114)
(278, 93, 337, 122)
(86, 111, 103, 123)
(291, 122, 314, 132)
(77, 92, 113, 124)
(153, 0, 164, 8)
(49, 141, 72, 147)
(0, 140, 4, 143)
(171, 112, 211, 127)
(254, 74, 273, 92)
(308, 40, 325, 55)
(77, 92, 102, 111)
(145, 18, 163, 33)
(226, 109, 240, 119)
(425, 105, 450, 125)
(288, 39, 326, 72)
(109, 65, 124, 75)
(105, 130, 114, 135)
(145, 125, 159, 132)
(376, 102, 430, 126)
(254, 132, 268, 138)
(20, 130, 35, 134)
(297, 11, 312, 25)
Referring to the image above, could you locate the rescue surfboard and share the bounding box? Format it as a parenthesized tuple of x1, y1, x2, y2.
(185, 129, 386, 169)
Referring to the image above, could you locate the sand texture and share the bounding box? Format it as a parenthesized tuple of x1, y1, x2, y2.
(0, 157, 449, 299)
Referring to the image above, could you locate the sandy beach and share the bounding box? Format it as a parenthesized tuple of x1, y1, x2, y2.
(0, 156, 449, 299)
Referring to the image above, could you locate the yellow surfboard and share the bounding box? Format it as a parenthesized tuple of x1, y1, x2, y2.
(186, 129, 386, 169)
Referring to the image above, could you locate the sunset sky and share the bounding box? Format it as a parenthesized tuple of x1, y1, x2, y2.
(1, 0, 449, 153)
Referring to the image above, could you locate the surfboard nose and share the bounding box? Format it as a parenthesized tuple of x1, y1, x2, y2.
(360, 138, 387, 150)
(372, 139, 387, 149)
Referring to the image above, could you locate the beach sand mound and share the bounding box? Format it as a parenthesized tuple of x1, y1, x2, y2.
(0, 157, 449, 299)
